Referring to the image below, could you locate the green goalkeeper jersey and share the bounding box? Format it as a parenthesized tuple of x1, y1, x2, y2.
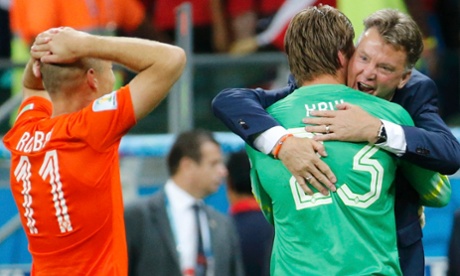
(246, 84, 450, 275)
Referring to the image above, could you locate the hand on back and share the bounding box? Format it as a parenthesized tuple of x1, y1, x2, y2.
(303, 103, 381, 143)
(278, 136, 337, 196)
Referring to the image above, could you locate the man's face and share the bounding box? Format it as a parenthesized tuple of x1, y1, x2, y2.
(347, 27, 411, 100)
(192, 141, 228, 197)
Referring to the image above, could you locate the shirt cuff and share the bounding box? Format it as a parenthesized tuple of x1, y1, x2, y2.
(253, 126, 290, 154)
(376, 120, 407, 156)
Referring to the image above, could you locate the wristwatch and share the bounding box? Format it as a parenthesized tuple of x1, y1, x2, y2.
(376, 123, 387, 144)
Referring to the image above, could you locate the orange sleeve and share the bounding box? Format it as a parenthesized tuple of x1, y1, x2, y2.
(67, 86, 137, 152)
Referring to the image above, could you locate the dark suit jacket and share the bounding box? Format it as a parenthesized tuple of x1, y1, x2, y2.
(124, 190, 245, 276)
(448, 209, 460, 276)
(212, 70, 460, 275)
(232, 209, 274, 276)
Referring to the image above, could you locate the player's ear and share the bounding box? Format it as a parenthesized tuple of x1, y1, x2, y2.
(86, 68, 98, 89)
(338, 51, 348, 68)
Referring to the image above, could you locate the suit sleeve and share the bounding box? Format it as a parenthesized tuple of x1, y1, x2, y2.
(211, 75, 296, 147)
(395, 72, 460, 175)
(398, 160, 451, 207)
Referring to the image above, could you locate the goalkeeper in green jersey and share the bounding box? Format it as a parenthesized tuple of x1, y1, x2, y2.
(246, 5, 450, 276)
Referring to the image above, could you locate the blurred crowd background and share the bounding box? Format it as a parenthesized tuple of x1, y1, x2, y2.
(0, 0, 458, 135)
(0, 1, 458, 275)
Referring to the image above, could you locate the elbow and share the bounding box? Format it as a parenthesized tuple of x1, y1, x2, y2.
(439, 189, 452, 207)
(422, 191, 451, 208)
(171, 46, 187, 77)
(211, 88, 232, 116)
(423, 196, 450, 208)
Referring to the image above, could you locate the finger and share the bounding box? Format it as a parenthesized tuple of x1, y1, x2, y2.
(31, 44, 51, 53)
(309, 168, 335, 192)
(309, 109, 337, 117)
(40, 53, 60, 64)
(33, 35, 52, 46)
(312, 133, 337, 142)
(305, 125, 331, 134)
(295, 176, 314, 196)
(32, 60, 41, 78)
(305, 175, 329, 196)
(303, 117, 331, 126)
(40, 27, 62, 38)
(313, 159, 337, 187)
(335, 102, 353, 110)
(30, 49, 51, 61)
(311, 140, 327, 157)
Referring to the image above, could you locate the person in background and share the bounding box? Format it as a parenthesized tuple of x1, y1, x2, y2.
(226, 150, 273, 276)
(226, 0, 284, 54)
(125, 129, 244, 276)
(140, 0, 230, 53)
(228, 0, 335, 55)
(9, 0, 160, 45)
(2, 27, 185, 274)
(404, 0, 460, 124)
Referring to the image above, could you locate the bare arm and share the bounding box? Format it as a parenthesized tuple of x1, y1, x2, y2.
(32, 27, 186, 120)
(21, 58, 50, 102)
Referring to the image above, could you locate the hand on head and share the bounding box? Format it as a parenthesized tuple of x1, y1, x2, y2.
(30, 27, 87, 64)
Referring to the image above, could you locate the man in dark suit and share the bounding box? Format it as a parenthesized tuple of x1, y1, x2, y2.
(212, 9, 460, 276)
(124, 129, 244, 276)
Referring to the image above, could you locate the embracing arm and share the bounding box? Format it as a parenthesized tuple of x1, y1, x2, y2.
(211, 83, 293, 147)
(212, 76, 336, 194)
(399, 160, 451, 207)
(304, 71, 460, 175)
(395, 71, 460, 174)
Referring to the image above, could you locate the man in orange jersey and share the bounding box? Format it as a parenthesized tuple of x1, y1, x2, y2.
(2, 27, 185, 275)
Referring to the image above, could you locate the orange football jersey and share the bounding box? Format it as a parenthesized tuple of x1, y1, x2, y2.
(3, 86, 136, 275)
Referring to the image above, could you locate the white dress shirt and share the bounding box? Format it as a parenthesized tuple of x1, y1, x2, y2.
(254, 120, 407, 156)
(164, 180, 211, 274)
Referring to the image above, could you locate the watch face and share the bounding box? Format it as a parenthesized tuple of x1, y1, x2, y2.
(376, 125, 387, 144)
